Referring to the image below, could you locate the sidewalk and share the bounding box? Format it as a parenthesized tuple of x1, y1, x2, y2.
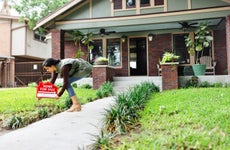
(0, 97, 115, 150)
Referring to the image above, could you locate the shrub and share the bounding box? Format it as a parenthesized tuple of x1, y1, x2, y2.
(64, 96, 72, 109)
(199, 81, 211, 87)
(96, 82, 113, 98)
(72, 83, 78, 88)
(79, 84, 92, 89)
(28, 82, 37, 87)
(92, 82, 159, 149)
(3, 116, 24, 129)
(104, 82, 159, 134)
(37, 107, 49, 119)
(185, 76, 199, 88)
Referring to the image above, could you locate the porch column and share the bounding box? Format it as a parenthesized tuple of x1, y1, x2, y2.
(51, 29, 62, 59)
(9, 58, 15, 87)
(161, 63, 179, 90)
(226, 16, 230, 74)
(92, 65, 115, 89)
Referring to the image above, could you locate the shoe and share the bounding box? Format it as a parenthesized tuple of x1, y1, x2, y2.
(66, 104, 81, 112)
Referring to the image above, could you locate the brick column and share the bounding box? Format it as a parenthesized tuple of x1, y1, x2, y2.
(161, 63, 179, 90)
(226, 16, 230, 74)
(51, 29, 61, 59)
(92, 65, 115, 89)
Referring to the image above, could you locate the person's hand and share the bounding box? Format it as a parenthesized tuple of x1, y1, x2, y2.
(54, 95, 60, 100)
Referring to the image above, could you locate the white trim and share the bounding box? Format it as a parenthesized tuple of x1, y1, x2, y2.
(222, 0, 230, 3)
(188, 0, 191, 9)
(34, 0, 83, 30)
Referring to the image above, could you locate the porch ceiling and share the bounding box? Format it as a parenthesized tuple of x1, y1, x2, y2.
(64, 18, 223, 36)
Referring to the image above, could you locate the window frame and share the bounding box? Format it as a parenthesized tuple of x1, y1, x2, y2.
(114, 0, 164, 11)
(90, 38, 122, 67)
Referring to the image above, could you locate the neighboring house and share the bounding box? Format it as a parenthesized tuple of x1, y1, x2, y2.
(34, 0, 230, 78)
(0, 0, 52, 87)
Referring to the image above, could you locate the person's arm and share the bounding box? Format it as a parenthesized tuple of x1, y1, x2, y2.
(57, 64, 71, 97)
(50, 71, 58, 84)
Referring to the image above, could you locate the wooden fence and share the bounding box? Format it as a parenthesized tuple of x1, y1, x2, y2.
(15, 61, 50, 86)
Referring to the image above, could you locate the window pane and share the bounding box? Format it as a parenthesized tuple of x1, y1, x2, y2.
(126, 0, 136, 8)
(90, 39, 103, 64)
(173, 34, 189, 64)
(141, 0, 150, 5)
(155, 0, 164, 6)
(107, 38, 121, 66)
(114, 0, 122, 9)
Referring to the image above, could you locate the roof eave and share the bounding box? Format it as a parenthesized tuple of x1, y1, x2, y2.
(33, 0, 83, 30)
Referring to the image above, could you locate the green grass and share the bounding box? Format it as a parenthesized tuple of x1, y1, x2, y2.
(0, 87, 97, 120)
(115, 88, 230, 149)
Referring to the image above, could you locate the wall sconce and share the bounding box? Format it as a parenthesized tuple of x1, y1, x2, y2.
(148, 33, 154, 41)
(121, 35, 127, 43)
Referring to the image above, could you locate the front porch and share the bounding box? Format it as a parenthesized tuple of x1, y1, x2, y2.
(91, 65, 230, 92)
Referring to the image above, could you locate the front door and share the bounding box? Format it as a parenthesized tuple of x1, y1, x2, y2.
(129, 37, 147, 76)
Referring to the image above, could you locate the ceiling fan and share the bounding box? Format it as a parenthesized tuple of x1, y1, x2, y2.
(179, 22, 198, 31)
(97, 28, 116, 36)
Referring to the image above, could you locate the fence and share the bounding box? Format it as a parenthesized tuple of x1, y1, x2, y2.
(15, 61, 50, 86)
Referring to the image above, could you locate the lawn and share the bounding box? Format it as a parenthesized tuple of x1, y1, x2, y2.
(115, 88, 230, 149)
(0, 87, 97, 129)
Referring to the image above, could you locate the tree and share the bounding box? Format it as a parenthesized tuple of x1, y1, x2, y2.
(9, 0, 70, 30)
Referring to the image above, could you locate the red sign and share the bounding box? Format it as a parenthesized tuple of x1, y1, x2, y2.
(36, 82, 58, 98)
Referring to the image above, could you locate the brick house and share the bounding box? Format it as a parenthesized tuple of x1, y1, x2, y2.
(34, 0, 230, 88)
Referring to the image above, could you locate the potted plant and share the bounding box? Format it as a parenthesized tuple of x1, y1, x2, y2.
(94, 57, 109, 65)
(185, 22, 213, 75)
(160, 52, 180, 63)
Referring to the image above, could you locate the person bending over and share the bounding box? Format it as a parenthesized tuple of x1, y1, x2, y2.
(42, 58, 92, 112)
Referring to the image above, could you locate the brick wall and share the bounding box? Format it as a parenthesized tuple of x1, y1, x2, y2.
(51, 29, 61, 59)
(92, 66, 115, 89)
(148, 34, 172, 76)
(51, 29, 89, 60)
(114, 41, 129, 76)
(226, 16, 230, 75)
(214, 29, 227, 75)
(51, 31, 227, 76)
(161, 63, 178, 90)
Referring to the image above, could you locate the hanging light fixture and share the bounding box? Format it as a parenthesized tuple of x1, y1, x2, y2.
(121, 35, 127, 43)
(148, 33, 154, 41)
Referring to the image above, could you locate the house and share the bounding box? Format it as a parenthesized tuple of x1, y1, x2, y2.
(0, 0, 52, 87)
(34, 0, 230, 88)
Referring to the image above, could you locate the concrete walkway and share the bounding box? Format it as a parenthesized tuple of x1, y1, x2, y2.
(0, 97, 115, 150)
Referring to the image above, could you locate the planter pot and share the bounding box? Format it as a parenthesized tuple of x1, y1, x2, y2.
(192, 64, 206, 76)
(94, 61, 108, 65)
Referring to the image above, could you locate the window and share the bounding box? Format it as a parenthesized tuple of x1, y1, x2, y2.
(90, 39, 121, 67)
(114, 0, 163, 10)
(107, 38, 121, 66)
(141, 0, 150, 7)
(173, 33, 213, 64)
(126, 0, 136, 8)
(173, 34, 190, 64)
(155, 0, 164, 6)
(34, 30, 46, 42)
(114, 0, 122, 9)
(89, 40, 103, 64)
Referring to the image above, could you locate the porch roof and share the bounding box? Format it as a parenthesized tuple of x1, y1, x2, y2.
(34, 0, 230, 34)
(56, 7, 229, 34)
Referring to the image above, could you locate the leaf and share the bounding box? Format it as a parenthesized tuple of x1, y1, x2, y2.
(195, 44, 203, 51)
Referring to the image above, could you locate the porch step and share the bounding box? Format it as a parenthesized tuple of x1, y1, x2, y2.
(112, 76, 162, 94)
